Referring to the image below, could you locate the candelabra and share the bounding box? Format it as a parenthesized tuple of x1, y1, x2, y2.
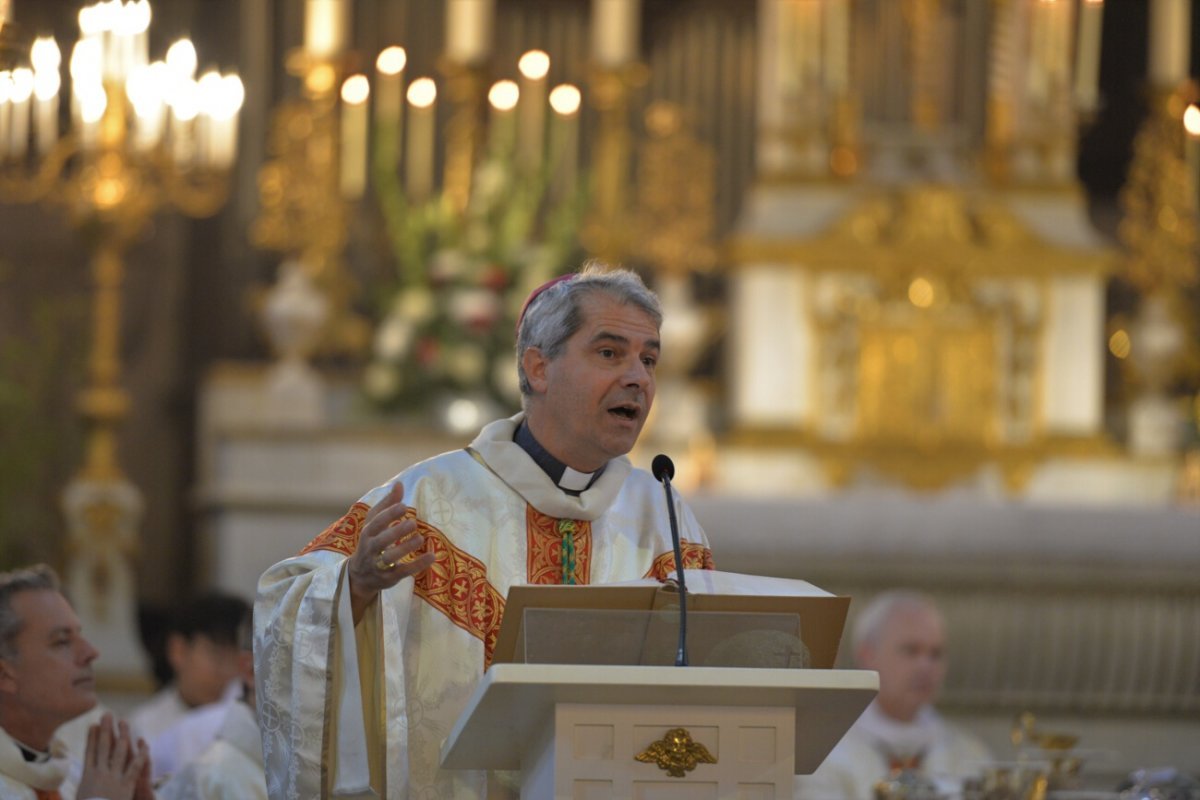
(1118, 81, 1200, 460)
(0, 1, 241, 684)
(251, 47, 365, 359)
(580, 60, 646, 264)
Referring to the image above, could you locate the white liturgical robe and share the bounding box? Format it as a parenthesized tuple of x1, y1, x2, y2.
(255, 414, 714, 800)
(0, 725, 78, 800)
(159, 701, 266, 800)
(793, 701, 992, 800)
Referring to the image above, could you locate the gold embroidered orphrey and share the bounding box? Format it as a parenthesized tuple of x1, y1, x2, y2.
(634, 727, 718, 778)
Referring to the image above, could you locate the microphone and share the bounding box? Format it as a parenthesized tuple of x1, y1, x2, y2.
(652, 454, 688, 667)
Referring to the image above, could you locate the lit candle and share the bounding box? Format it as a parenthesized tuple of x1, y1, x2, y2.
(1185, 104, 1200, 205)
(1148, 0, 1191, 88)
(168, 77, 199, 166)
(591, 0, 640, 68)
(70, 37, 104, 149)
(445, 0, 493, 65)
(207, 74, 242, 170)
(486, 79, 518, 157)
(547, 83, 580, 202)
(91, 1, 120, 82)
(340, 74, 370, 198)
(374, 46, 406, 171)
(129, 0, 151, 73)
(113, 0, 137, 81)
(305, 0, 348, 60)
(32, 71, 60, 155)
(405, 77, 437, 201)
(517, 50, 549, 172)
(197, 70, 224, 166)
(1074, 0, 1103, 112)
(165, 38, 198, 82)
(0, 73, 12, 161)
(126, 61, 167, 151)
(78, 83, 108, 152)
(30, 37, 61, 156)
(9, 68, 33, 160)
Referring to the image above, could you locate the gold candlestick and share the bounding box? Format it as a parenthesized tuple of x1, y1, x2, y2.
(440, 60, 484, 214)
(582, 62, 648, 263)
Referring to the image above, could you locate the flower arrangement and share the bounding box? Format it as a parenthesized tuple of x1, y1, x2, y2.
(363, 133, 589, 415)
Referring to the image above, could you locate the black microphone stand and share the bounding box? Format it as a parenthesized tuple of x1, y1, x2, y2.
(653, 455, 688, 667)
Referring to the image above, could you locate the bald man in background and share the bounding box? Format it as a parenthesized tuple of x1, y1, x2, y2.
(795, 590, 991, 800)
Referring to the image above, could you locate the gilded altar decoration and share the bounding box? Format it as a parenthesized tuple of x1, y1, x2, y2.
(729, 185, 1114, 491)
(634, 727, 717, 778)
(1009, 711, 1084, 793)
(1116, 83, 1200, 457)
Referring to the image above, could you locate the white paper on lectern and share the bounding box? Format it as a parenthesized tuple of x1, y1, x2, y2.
(602, 568, 834, 597)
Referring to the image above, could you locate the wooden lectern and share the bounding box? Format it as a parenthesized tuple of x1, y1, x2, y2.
(439, 581, 878, 799)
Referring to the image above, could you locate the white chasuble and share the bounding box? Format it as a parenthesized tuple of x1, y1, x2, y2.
(255, 414, 714, 800)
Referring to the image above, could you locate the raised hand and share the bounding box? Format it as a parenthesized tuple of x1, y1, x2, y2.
(348, 482, 436, 623)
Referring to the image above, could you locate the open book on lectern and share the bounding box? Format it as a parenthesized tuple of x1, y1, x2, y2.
(492, 569, 850, 670)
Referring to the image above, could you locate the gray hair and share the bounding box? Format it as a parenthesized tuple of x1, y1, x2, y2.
(850, 589, 939, 655)
(516, 261, 662, 399)
(0, 564, 60, 660)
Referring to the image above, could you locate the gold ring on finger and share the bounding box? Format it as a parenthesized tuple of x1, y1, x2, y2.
(375, 551, 396, 571)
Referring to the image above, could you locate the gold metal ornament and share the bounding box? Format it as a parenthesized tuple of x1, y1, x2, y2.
(634, 727, 717, 778)
(728, 185, 1114, 491)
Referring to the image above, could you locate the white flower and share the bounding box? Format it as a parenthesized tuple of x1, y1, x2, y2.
(492, 356, 521, 402)
(395, 288, 436, 324)
(429, 250, 471, 283)
(448, 288, 501, 329)
(374, 313, 414, 361)
(444, 344, 487, 385)
(471, 161, 508, 206)
(364, 362, 401, 401)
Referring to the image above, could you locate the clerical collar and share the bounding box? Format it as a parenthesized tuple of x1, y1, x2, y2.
(514, 422, 604, 496)
(15, 740, 49, 763)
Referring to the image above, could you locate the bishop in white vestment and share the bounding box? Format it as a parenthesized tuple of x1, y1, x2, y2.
(255, 266, 715, 799)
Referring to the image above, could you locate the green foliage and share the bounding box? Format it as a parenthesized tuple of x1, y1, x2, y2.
(364, 131, 590, 413)
(0, 289, 85, 570)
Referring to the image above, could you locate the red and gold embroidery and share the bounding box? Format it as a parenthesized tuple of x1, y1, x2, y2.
(299, 502, 369, 557)
(298, 502, 505, 668)
(644, 542, 715, 582)
(526, 506, 592, 585)
(413, 519, 506, 667)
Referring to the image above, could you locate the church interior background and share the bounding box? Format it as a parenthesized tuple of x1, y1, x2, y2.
(1, 0, 1199, 788)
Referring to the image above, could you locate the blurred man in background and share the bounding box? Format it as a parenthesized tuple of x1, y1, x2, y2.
(159, 606, 264, 799)
(795, 590, 991, 800)
(130, 592, 248, 779)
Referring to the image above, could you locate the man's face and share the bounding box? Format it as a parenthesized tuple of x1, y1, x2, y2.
(857, 605, 947, 722)
(524, 292, 660, 472)
(169, 633, 242, 707)
(0, 590, 99, 728)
